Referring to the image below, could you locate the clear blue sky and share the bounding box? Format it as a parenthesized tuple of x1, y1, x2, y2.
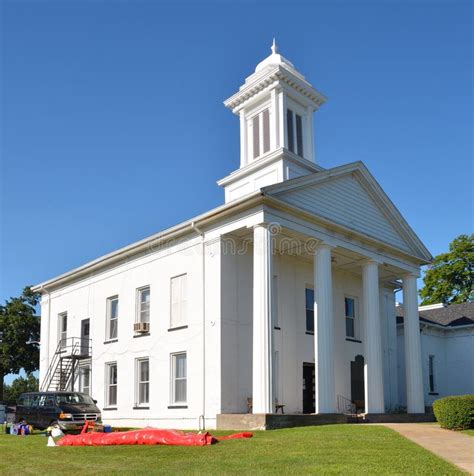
(1, 0, 472, 308)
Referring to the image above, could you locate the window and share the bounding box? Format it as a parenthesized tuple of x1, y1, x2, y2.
(305, 288, 314, 334)
(252, 108, 270, 159)
(136, 358, 150, 406)
(137, 286, 150, 323)
(79, 366, 91, 395)
(58, 312, 67, 349)
(345, 297, 356, 338)
(287, 109, 304, 157)
(106, 296, 119, 340)
(429, 355, 436, 393)
(105, 362, 118, 407)
(170, 274, 187, 328)
(171, 353, 187, 404)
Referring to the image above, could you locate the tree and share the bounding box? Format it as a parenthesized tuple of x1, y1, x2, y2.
(4, 373, 39, 405)
(0, 287, 40, 402)
(420, 234, 474, 305)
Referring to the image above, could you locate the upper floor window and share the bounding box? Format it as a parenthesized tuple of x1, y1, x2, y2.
(252, 108, 270, 159)
(106, 296, 119, 341)
(137, 286, 150, 324)
(305, 288, 314, 334)
(345, 297, 356, 338)
(58, 312, 68, 349)
(170, 274, 187, 328)
(287, 109, 304, 157)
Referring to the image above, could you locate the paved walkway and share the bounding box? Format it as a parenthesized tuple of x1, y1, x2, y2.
(380, 423, 474, 474)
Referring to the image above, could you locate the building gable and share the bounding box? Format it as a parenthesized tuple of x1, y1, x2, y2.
(265, 162, 432, 262)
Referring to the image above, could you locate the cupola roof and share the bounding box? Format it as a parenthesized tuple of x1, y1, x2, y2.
(255, 39, 295, 73)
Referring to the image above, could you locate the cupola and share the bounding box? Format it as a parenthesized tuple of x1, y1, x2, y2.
(218, 40, 327, 203)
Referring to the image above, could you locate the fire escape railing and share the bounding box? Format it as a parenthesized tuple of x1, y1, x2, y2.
(41, 337, 92, 392)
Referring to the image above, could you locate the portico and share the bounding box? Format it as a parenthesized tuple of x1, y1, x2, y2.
(249, 220, 426, 417)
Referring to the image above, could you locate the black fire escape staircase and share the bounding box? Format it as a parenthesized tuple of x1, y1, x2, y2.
(41, 337, 92, 392)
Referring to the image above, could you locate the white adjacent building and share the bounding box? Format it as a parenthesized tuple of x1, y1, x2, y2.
(396, 302, 474, 409)
(35, 42, 446, 430)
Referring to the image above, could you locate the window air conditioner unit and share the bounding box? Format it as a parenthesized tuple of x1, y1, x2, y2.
(134, 322, 150, 333)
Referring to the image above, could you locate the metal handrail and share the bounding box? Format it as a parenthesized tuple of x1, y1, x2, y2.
(336, 394, 356, 414)
(41, 337, 92, 391)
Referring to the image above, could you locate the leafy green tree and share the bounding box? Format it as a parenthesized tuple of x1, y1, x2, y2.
(4, 373, 39, 405)
(0, 287, 40, 402)
(420, 234, 474, 305)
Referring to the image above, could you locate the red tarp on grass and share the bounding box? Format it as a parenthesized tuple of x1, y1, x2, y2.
(56, 428, 252, 447)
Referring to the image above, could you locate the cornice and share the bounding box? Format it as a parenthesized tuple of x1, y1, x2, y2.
(32, 191, 264, 293)
(216, 148, 323, 187)
(224, 65, 327, 113)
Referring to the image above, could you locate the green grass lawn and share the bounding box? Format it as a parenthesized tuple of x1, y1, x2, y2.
(461, 429, 474, 436)
(0, 425, 462, 475)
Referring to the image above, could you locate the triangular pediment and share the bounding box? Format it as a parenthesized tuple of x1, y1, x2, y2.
(264, 162, 432, 262)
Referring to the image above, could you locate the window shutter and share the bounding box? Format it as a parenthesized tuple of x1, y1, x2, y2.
(287, 109, 294, 152)
(262, 109, 270, 153)
(296, 114, 303, 157)
(253, 115, 260, 158)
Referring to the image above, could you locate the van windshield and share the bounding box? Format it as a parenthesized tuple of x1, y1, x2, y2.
(55, 393, 95, 405)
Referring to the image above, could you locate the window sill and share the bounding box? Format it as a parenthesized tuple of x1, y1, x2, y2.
(305, 331, 314, 335)
(428, 392, 439, 396)
(168, 325, 188, 332)
(133, 406, 150, 410)
(168, 405, 188, 409)
(103, 339, 118, 344)
(102, 407, 117, 411)
(133, 333, 150, 338)
(346, 338, 362, 343)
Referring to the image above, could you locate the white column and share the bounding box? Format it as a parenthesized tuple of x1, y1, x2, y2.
(239, 110, 247, 168)
(307, 108, 315, 163)
(252, 224, 273, 413)
(403, 274, 425, 413)
(278, 89, 287, 150)
(314, 244, 335, 413)
(303, 107, 313, 162)
(362, 260, 385, 413)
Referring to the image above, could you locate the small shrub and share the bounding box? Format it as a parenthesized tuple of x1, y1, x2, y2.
(433, 395, 474, 430)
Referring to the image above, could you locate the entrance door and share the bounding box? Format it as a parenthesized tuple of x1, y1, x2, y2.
(80, 319, 90, 356)
(351, 355, 365, 410)
(302, 362, 315, 413)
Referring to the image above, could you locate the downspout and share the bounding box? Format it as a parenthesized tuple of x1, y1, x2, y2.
(40, 285, 52, 390)
(191, 221, 206, 431)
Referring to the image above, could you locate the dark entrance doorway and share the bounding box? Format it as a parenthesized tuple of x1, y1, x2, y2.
(302, 362, 315, 413)
(80, 318, 90, 356)
(351, 355, 365, 411)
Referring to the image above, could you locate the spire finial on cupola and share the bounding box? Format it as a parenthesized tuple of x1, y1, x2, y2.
(271, 38, 278, 55)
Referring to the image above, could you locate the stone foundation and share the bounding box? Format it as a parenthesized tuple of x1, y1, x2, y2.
(216, 413, 347, 430)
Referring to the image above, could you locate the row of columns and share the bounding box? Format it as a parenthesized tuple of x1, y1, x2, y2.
(252, 223, 425, 414)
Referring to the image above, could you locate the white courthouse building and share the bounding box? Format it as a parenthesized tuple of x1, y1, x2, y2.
(35, 43, 447, 430)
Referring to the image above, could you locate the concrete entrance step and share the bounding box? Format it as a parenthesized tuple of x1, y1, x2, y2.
(217, 412, 436, 430)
